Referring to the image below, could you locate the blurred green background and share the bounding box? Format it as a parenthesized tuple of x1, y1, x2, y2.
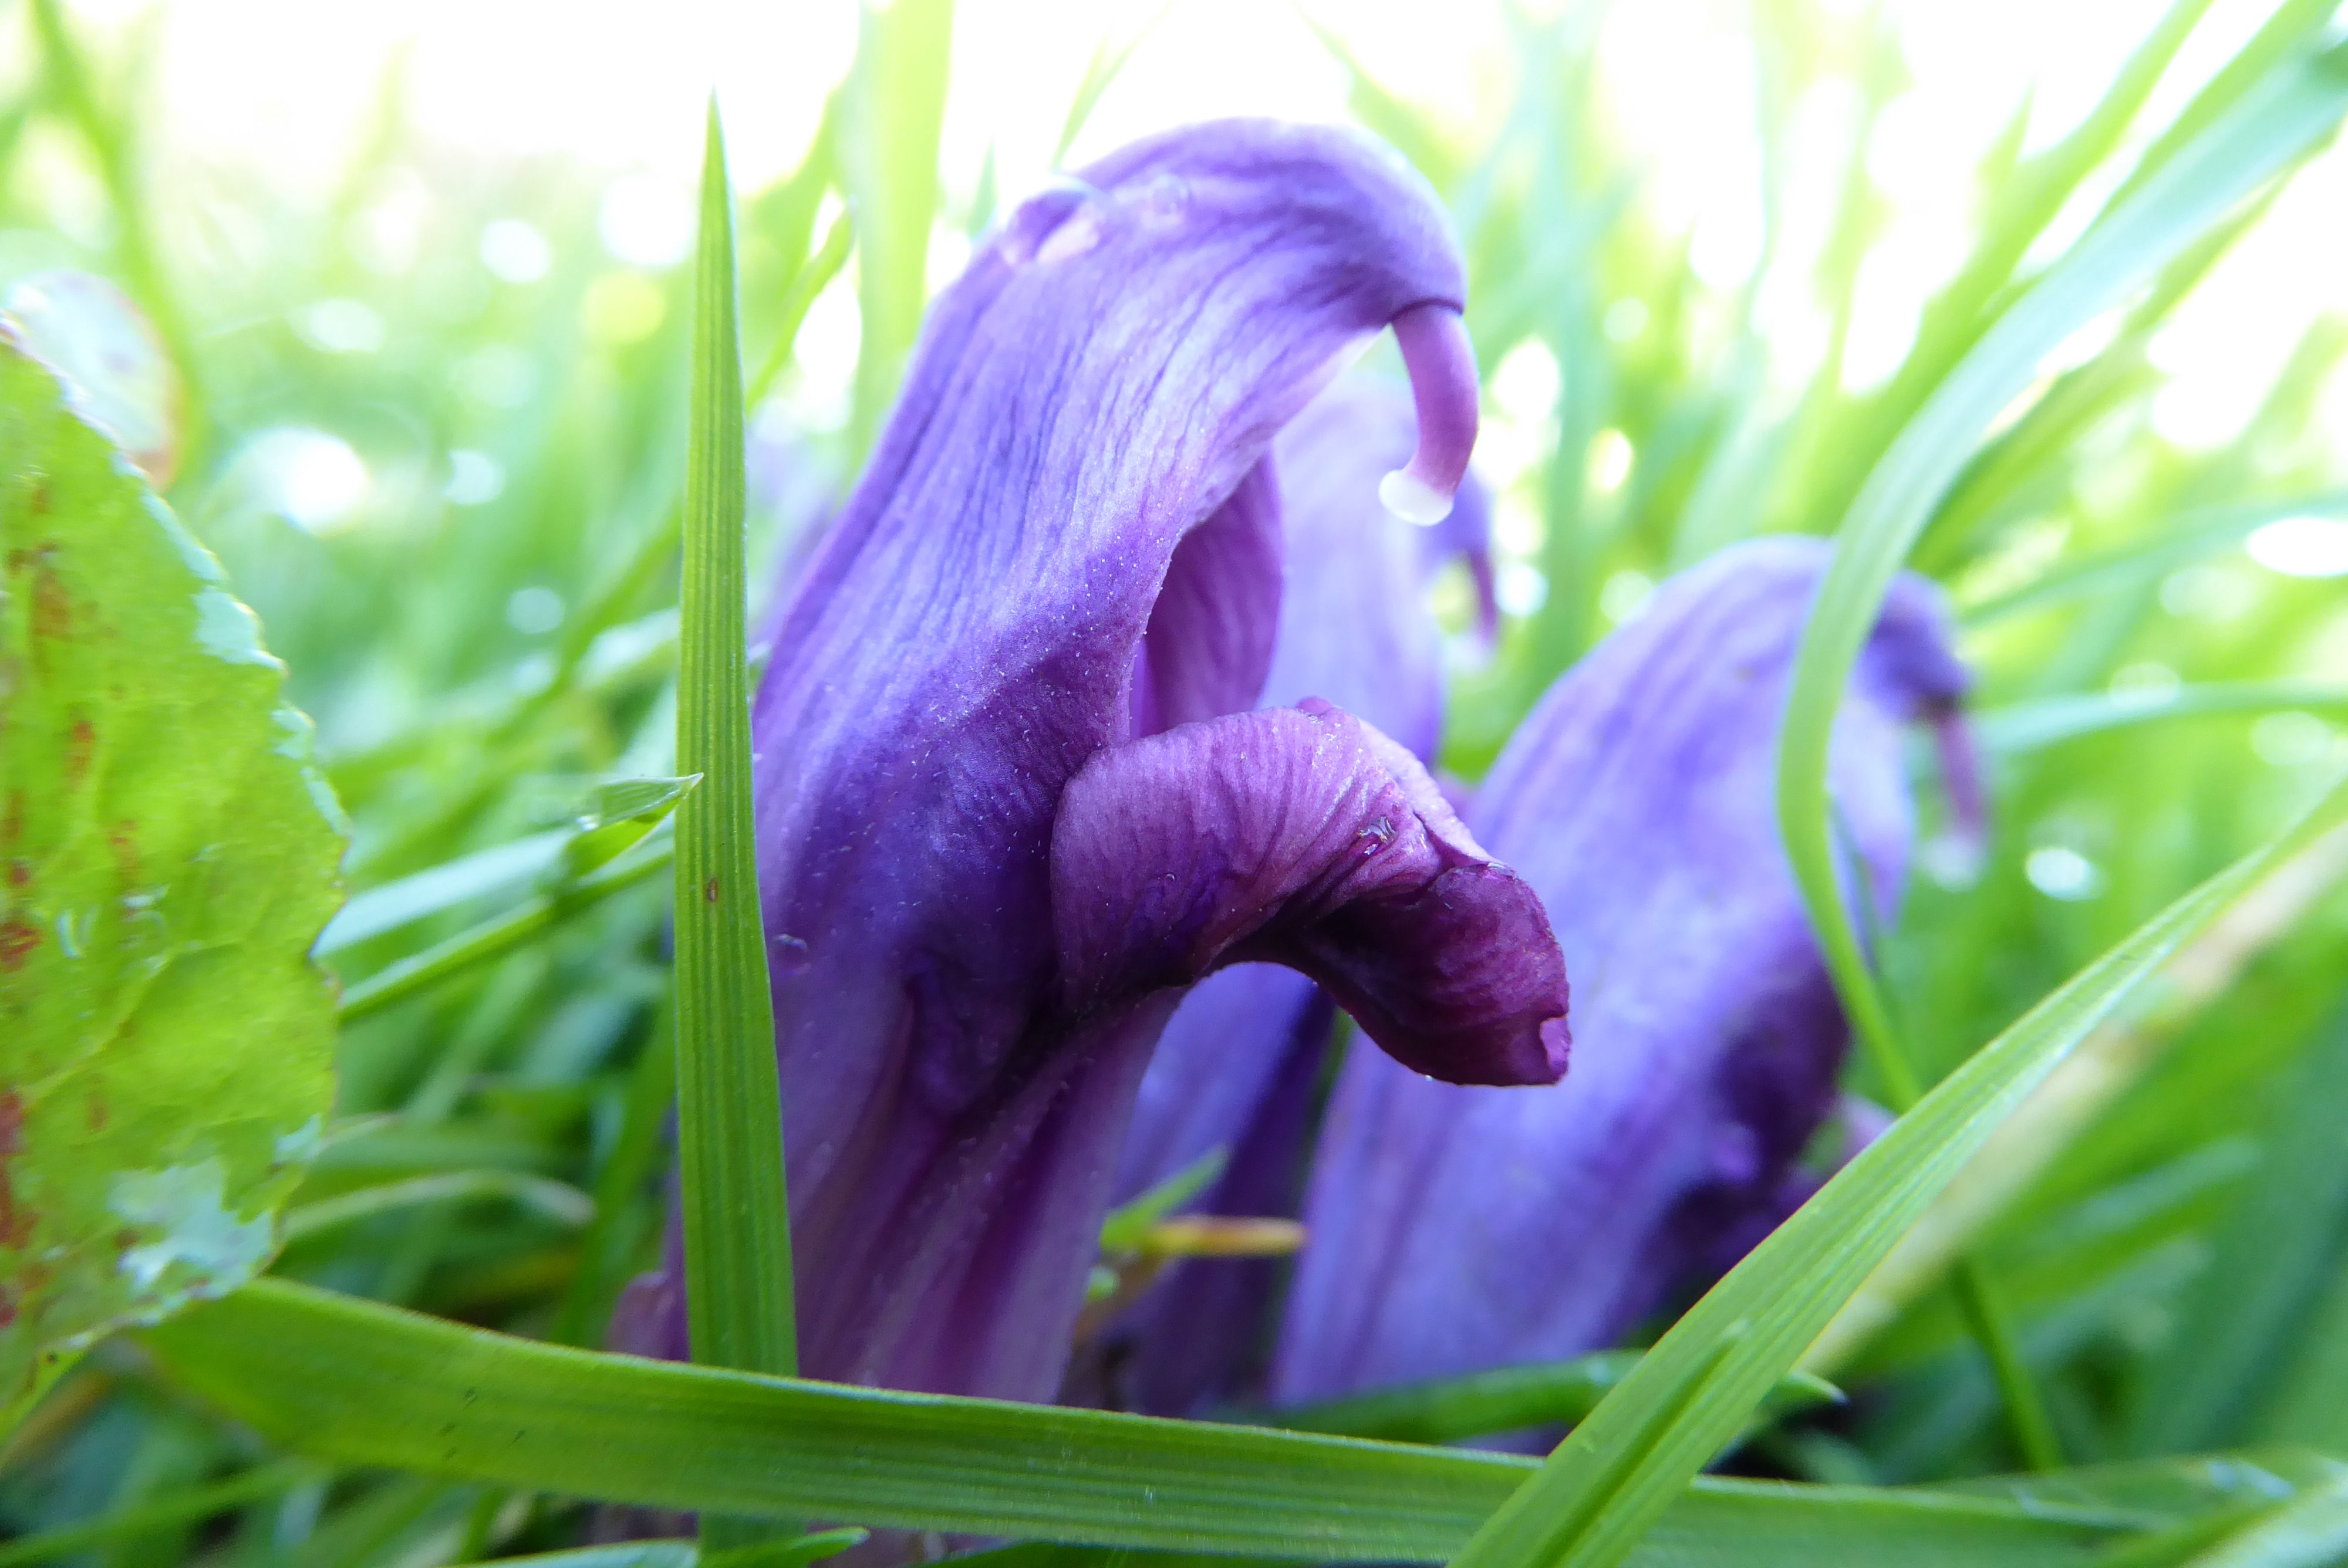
(4, 0, 2348, 1560)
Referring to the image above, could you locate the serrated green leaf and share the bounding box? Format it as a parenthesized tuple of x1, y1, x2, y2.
(0, 340, 343, 1414)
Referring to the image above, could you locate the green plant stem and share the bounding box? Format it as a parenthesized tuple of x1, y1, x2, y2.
(1948, 1258, 2064, 1472)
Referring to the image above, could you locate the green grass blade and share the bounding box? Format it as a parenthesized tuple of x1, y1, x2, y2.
(676, 96, 795, 1399)
(1051, 2, 1172, 166)
(1790, 0, 2214, 536)
(1806, 822, 2348, 1380)
(1777, 42, 2348, 1106)
(1271, 1354, 1840, 1448)
(335, 835, 673, 1022)
(1962, 491, 2348, 626)
(137, 1280, 2138, 1563)
(0, 1460, 319, 1567)
(1443, 772, 2348, 1568)
(1978, 684, 2348, 753)
(281, 1171, 595, 1244)
(2109, 0, 2344, 206)
(845, 0, 953, 458)
(2175, 1470, 2348, 1568)
(2131, 1005, 2348, 1455)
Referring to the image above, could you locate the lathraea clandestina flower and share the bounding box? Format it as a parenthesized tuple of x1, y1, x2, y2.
(615, 120, 1569, 1406)
(1082, 377, 1498, 1416)
(1272, 535, 1976, 1407)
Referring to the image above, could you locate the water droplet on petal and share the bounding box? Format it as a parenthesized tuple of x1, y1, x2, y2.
(1379, 468, 1454, 526)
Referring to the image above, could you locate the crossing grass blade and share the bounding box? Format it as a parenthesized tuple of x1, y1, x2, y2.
(674, 101, 796, 1547)
(1442, 770, 2348, 1568)
(137, 1279, 2144, 1566)
(1778, 40, 2348, 1109)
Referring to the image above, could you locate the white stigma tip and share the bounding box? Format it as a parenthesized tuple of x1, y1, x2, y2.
(1379, 468, 1454, 527)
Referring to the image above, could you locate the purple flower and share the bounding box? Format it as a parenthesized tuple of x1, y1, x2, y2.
(1082, 378, 1497, 1415)
(619, 121, 1570, 1406)
(1270, 535, 1975, 1407)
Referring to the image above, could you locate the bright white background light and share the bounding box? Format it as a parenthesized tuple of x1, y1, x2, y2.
(52, 0, 2348, 466)
(2246, 516, 2348, 579)
(244, 427, 370, 534)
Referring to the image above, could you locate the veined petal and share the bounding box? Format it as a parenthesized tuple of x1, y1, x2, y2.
(691, 120, 1519, 1405)
(1054, 699, 1568, 1086)
(1128, 459, 1284, 738)
(1273, 535, 1975, 1405)
(1084, 379, 1499, 1415)
(1260, 379, 1493, 758)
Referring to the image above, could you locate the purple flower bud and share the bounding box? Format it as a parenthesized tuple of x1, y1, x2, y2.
(1084, 378, 1496, 1415)
(616, 122, 1569, 1406)
(1271, 535, 1973, 1406)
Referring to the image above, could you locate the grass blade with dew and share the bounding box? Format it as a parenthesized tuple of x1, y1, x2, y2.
(674, 100, 797, 1550)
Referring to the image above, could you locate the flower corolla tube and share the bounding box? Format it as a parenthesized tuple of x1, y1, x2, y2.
(615, 120, 1570, 1406)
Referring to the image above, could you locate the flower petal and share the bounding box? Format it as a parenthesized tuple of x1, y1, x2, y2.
(1128, 458, 1284, 738)
(1054, 699, 1569, 1086)
(1273, 536, 1975, 1405)
(736, 120, 1487, 1404)
(1089, 379, 1502, 1413)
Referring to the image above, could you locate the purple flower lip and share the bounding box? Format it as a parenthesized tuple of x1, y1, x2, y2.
(1081, 375, 1508, 1417)
(613, 119, 1570, 1409)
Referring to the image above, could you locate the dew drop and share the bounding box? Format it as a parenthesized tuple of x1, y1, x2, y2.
(1379, 468, 1454, 526)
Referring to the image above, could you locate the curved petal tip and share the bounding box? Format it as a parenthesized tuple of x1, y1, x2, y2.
(1382, 302, 1477, 527)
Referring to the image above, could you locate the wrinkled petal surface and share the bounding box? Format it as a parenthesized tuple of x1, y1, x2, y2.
(1089, 380, 1496, 1414)
(1056, 700, 1568, 1086)
(1274, 535, 1972, 1404)
(606, 120, 1563, 1407)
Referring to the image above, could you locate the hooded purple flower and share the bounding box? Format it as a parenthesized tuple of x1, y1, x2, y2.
(1271, 535, 1975, 1406)
(618, 121, 1570, 1406)
(1079, 379, 1497, 1415)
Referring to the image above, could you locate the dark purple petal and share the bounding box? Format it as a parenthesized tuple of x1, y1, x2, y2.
(1055, 700, 1568, 1086)
(1085, 382, 1501, 1415)
(1272, 535, 1974, 1405)
(615, 120, 1558, 1407)
(1258, 379, 1493, 757)
(1129, 461, 1284, 737)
